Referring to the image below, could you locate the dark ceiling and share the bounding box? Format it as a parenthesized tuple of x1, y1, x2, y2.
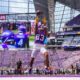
(33, 0, 80, 11)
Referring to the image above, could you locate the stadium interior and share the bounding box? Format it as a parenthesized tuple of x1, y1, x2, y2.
(0, 0, 80, 76)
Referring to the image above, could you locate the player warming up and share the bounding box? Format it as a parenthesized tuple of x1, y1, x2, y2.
(15, 25, 29, 48)
(29, 10, 50, 74)
(0, 30, 15, 49)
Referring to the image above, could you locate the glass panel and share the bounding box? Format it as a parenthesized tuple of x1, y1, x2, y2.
(0, 1, 8, 6)
(29, 3, 35, 9)
(10, 2, 28, 8)
(29, 9, 35, 13)
(10, 0, 28, 3)
(0, 7, 8, 13)
(9, 8, 27, 13)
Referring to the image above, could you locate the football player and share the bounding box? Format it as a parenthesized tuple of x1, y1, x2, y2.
(14, 25, 29, 48)
(29, 10, 50, 73)
(0, 30, 15, 49)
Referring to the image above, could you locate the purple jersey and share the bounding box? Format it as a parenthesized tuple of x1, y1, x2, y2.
(1, 30, 16, 48)
(15, 32, 28, 48)
(2, 43, 8, 48)
(35, 22, 47, 44)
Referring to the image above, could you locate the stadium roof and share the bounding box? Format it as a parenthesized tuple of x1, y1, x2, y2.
(56, 0, 80, 11)
(65, 14, 80, 27)
(34, 0, 80, 17)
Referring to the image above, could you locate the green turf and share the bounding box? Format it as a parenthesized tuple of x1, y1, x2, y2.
(29, 35, 35, 42)
(13, 30, 18, 33)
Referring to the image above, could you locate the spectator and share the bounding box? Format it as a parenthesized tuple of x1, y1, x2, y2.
(71, 64, 75, 74)
(76, 62, 80, 74)
(36, 68, 40, 74)
(15, 58, 22, 74)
